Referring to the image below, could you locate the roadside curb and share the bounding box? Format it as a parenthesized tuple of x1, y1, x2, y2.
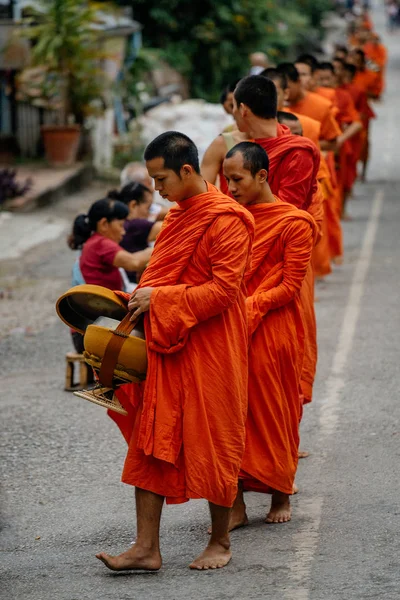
(3, 163, 95, 213)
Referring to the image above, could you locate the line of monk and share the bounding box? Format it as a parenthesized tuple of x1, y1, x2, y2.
(94, 9, 386, 573)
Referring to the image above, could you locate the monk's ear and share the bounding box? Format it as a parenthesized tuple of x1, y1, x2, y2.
(258, 169, 268, 184)
(180, 164, 194, 178)
(240, 102, 247, 116)
(283, 88, 290, 102)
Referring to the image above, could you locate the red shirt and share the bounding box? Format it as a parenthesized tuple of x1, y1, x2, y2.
(80, 233, 123, 290)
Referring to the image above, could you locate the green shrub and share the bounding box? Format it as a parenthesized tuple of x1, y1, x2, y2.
(116, 0, 333, 101)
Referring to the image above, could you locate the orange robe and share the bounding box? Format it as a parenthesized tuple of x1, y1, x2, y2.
(240, 200, 315, 494)
(312, 163, 334, 277)
(321, 157, 343, 260)
(283, 109, 338, 273)
(340, 83, 375, 126)
(254, 123, 320, 210)
(315, 87, 361, 211)
(339, 82, 375, 167)
(291, 92, 344, 254)
(353, 69, 380, 99)
(364, 41, 387, 98)
(335, 88, 362, 196)
(111, 185, 254, 507)
(289, 91, 342, 144)
(316, 86, 337, 105)
(300, 183, 324, 403)
(255, 126, 320, 404)
(291, 114, 331, 274)
(286, 110, 321, 146)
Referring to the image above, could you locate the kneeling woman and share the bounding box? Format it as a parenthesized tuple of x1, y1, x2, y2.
(68, 198, 152, 352)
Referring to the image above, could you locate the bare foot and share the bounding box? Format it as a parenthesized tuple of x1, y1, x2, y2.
(266, 492, 291, 524)
(298, 450, 310, 459)
(332, 256, 344, 265)
(96, 544, 162, 572)
(208, 503, 248, 534)
(228, 504, 249, 532)
(189, 540, 232, 570)
(341, 212, 353, 222)
(292, 483, 299, 495)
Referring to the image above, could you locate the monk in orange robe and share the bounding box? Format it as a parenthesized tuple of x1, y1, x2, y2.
(316, 61, 363, 217)
(268, 66, 342, 268)
(203, 75, 319, 209)
(232, 76, 320, 407)
(337, 60, 376, 182)
(363, 33, 387, 99)
(202, 76, 320, 404)
(261, 67, 321, 147)
(348, 48, 381, 99)
(293, 56, 345, 218)
(281, 61, 348, 229)
(277, 110, 332, 278)
(294, 54, 339, 107)
(278, 62, 341, 153)
(96, 131, 254, 572)
(222, 142, 316, 526)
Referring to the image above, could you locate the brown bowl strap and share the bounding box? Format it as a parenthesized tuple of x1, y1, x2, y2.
(98, 312, 140, 389)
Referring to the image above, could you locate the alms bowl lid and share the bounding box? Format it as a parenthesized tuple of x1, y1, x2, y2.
(56, 284, 128, 334)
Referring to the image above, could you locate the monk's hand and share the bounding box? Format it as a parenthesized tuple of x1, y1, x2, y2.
(128, 287, 154, 320)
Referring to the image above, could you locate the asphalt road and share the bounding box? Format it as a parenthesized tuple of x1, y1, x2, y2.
(1, 9, 400, 600)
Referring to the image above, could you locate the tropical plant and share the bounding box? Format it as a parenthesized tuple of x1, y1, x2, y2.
(16, 0, 106, 124)
(114, 0, 333, 101)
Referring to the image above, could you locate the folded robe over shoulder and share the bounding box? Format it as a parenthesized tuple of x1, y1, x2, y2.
(111, 184, 255, 507)
(240, 200, 316, 494)
(254, 123, 320, 211)
(218, 124, 321, 210)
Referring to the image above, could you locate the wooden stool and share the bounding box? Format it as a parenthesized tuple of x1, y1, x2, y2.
(65, 352, 91, 391)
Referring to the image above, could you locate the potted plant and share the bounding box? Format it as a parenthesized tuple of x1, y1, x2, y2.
(16, 0, 105, 167)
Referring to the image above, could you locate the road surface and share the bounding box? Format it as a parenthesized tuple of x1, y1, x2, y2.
(1, 7, 399, 600)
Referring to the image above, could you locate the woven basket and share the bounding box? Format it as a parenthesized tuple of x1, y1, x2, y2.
(73, 386, 128, 416)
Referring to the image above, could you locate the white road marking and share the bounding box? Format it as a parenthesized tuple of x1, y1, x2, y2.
(319, 189, 385, 435)
(286, 497, 324, 598)
(284, 189, 385, 599)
